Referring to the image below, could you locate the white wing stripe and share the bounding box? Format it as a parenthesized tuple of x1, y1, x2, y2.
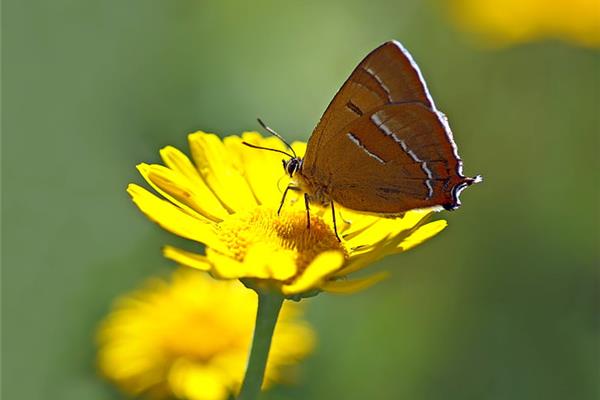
(371, 113, 434, 199)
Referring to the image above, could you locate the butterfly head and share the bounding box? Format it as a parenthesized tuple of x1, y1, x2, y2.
(282, 157, 302, 178)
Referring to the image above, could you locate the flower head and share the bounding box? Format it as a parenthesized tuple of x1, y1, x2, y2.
(128, 132, 447, 298)
(97, 268, 314, 400)
(447, 0, 600, 47)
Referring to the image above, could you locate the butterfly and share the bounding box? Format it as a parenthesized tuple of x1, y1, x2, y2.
(244, 41, 481, 240)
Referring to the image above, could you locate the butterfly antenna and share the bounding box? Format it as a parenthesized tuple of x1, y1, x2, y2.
(241, 141, 294, 158)
(257, 118, 297, 158)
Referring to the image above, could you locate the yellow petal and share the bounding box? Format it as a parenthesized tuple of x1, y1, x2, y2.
(335, 249, 383, 277)
(223, 133, 289, 207)
(282, 251, 345, 295)
(159, 145, 202, 182)
(159, 146, 230, 219)
(345, 210, 432, 248)
(163, 246, 212, 272)
(397, 220, 448, 252)
(127, 184, 222, 250)
(188, 132, 257, 212)
(137, 163, 225, 223)
(205, 250, 253, 279)
(244, 244, 297, 281)
(337, 212, 378, 240)
(320, 271, 389, 294)
(290, 141, 307, 158)
(168, 359, 229, 400)
(337, 218, 447, 277)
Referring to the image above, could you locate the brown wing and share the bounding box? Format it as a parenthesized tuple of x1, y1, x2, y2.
(313, 103, 478, 212)
(304, 41, 434, 172)
(302, 41, 479, 212)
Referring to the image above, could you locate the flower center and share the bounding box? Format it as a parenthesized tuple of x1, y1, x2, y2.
(217, 206, 347, 275)
(163, 310, 251, 361)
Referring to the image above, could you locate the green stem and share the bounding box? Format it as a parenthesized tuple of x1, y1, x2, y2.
(238, 290, 284, 400)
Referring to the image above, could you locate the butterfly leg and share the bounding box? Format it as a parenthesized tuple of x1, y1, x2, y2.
(304, 193, 311, 229)
(330, 201, 341, 242)
(278, 185, 300, 215)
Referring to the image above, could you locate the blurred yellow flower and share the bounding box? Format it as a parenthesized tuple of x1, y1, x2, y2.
(447, 0, 600, 47)
(97, 268, 315, 400)
(127, 132, 446, 298)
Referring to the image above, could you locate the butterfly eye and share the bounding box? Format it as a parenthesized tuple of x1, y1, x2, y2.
(283, 159, 300, 177)
(282, 159, 292, 177)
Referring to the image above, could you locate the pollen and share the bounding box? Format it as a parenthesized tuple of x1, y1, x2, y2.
(217, 206, 347, 274)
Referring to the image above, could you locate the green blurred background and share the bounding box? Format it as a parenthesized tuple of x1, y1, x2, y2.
(3, 0, 599, 399)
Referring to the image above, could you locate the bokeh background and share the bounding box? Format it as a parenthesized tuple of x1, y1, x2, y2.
(3, 1, 599, 399)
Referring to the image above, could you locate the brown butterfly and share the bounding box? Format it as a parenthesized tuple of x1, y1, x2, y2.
(244, 41, 481, 240)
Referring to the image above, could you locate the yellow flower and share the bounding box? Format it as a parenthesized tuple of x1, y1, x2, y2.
(127, 131, 447, 298)
(97, 268, 315, 400)
(447, 0, 600, 47)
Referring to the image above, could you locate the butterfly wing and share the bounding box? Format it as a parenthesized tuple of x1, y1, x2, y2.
(304, 41, 434, 170)
(315, 102, 476, 212)
(302, 41, 479, 213)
